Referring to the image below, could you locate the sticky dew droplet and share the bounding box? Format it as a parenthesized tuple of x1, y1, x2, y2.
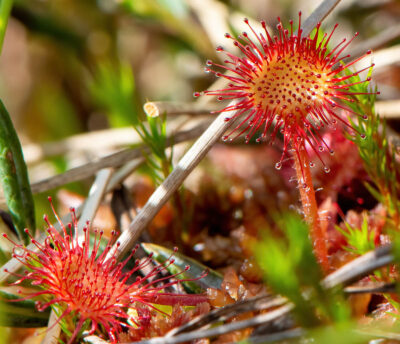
(360, 134, 366, 139)
(309, 162, 315, 168)
(275, 162, 282, 170)
(324, 166, 330, 173)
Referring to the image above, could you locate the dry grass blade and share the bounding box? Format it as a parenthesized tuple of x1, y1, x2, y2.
(301, 0, 341, 36)
(130, 304, 294, 344)
(348, 24, 400, 59)
(83, 335, 108, 344)
(134, 244, 393, 344)
(76, 168, 113, 238)
(23, 127, 138, 166)
(231, 328, 304, 344)
(322, 244, 393, 289)
(41, 310, 62, 344)
(166, 295, 287, 336)
(355, 45, 400, 72)
(29, 119, 213, 195)
(187, 0, 232, 55)
(344, 282, 396, 294)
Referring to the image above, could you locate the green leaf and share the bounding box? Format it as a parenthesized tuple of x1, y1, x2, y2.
(0, 100, 35, 244)
(0, 290, 50, 327)
(141, 243, 223, 293)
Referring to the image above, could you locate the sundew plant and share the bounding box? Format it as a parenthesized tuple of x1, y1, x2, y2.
(0, 0, 399, 343)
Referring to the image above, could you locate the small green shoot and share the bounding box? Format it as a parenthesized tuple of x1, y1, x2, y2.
(344, 67, 400, 229)
(336, 213, 376, 255)
(89, 61, 173, 184)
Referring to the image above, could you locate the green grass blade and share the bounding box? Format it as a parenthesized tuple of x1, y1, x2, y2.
(0, 100, 35, 243)
(0, 0, 13, 53)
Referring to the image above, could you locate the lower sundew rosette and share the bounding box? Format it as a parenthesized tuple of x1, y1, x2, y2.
(196, 12, 378, 169)
(3, 198, 207, 343)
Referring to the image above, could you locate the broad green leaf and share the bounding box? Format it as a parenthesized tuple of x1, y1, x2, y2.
(0, 290, 50, 327)
(141, 243, 223, 293)
(0, 100, 35, 244)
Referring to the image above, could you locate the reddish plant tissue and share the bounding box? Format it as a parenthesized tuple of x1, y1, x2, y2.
(195, 13, 377, 169)
(3, 198, 207, 343)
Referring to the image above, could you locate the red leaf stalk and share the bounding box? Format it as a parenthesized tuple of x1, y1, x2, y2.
(293, 142, 329, 272)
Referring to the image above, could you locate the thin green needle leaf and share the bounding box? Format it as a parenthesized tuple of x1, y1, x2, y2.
(0, 100, 35, 244)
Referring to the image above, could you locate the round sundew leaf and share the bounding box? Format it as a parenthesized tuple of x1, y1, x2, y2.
(141, 243, 223, 293)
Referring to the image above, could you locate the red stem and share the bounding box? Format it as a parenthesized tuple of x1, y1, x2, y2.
(292, 142, 329, 273)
